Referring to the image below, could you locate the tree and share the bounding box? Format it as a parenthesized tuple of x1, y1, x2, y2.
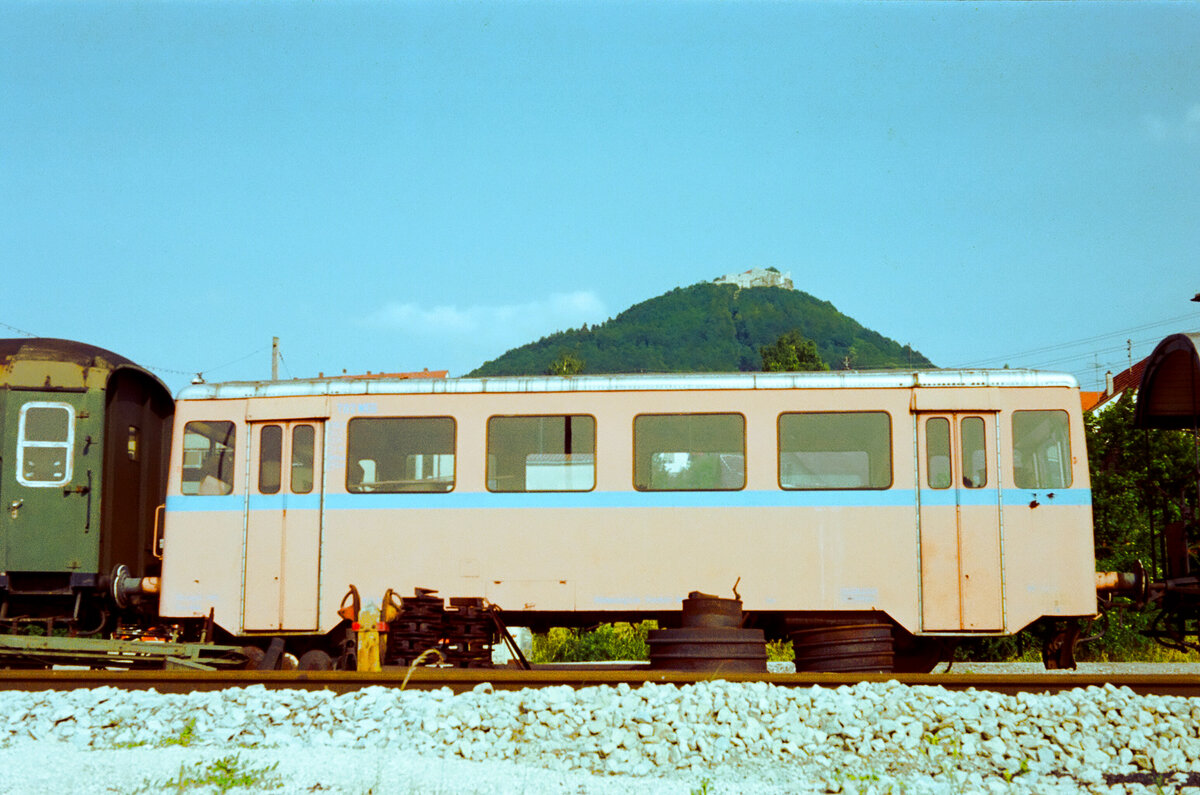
(1077, 391, 1199, 659)
(547, 351, 585, 376)
(1086, 391, 1199, 574)
(760, 330, 829, 372)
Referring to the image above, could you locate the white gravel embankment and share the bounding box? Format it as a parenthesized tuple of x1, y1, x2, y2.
(2, 673, 1200, 794)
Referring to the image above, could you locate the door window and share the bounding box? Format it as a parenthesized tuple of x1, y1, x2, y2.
(925, 417, 952, 489)
(258, 425, 283, 494)
(291, 424, 315, 494)
(960, 416, 987, 489)
(16, 402, 75, 487)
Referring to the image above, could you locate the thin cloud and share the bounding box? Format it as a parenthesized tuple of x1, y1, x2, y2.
(1142, 104, 1200, 142)
(363, 291, 609, 369)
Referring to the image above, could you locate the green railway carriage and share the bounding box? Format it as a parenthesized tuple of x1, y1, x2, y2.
(0, 338, 173, 631)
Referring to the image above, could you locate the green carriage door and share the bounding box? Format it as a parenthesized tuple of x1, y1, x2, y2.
(243, 421, 324, 631)
(2, 396, 98, 573)
(916, 412, 1004, 631)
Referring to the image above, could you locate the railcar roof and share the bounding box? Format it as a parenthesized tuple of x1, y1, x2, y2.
(177, 369, 1078, 400)
(1135, 332, 1200, 430)
(0, 337, 168, 394)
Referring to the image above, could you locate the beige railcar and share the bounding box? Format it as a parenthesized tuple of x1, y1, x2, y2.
(159, 370, 1096, 667)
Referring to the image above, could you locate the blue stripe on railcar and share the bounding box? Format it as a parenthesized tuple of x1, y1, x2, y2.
(166, 487, 1090, 512)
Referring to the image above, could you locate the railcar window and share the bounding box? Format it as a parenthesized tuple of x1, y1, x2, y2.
(961, 416, 987, 489)
(347, 417, 455, 493)
(258, 425, 282, 495)
(1012, 410, 1072, 489)
(16, 402, 74, 487)
(181, 421, 236, 495)
(779, 412, 892, 490)
(291, 424, 315, 494)
(487, 415, 595, 492)
(634, 413, 745, 491)
(925, 417, 952, 489)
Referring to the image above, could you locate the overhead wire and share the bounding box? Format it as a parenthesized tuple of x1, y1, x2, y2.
(950, 311, 1200, 369)
(0, 321, 38, 337)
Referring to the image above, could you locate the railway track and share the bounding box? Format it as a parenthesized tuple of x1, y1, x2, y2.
(3, 667, 1199, 697)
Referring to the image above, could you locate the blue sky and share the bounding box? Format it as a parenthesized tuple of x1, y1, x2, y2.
(2, 1, 1197, 394)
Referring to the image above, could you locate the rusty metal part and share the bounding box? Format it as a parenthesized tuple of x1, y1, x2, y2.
(647, 627, 767, 672)
(442, 599, 494, 668)
(487, 603, 531, 670)
(1042, 619, 1082, 670)
(791, 623, 895, 673)
(384, 588, 446, 667)
(648, 592, 766, 672)
(679, 591, 743, 629)
(1096, 571, 1140, 592)
(4, 668, 1200, 698)
(381, 589, 499, 668)
(0, 633, 246, 671)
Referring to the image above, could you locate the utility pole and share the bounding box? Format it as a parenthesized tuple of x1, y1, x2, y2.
(272, 337, 279, 381)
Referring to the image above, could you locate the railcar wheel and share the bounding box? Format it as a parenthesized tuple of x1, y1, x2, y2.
(648, 627, 768, 672)
(298, 649, 334, 671)
(790, 623, 894, 673)
(648, 591, 767, 672)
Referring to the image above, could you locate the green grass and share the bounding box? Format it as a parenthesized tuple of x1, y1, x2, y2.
(531, 622, 655, 662)
(140, 755, 282, 794)
(160, 717, 198, 747)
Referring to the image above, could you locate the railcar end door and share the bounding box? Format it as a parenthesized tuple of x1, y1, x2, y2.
(2, 396, 96, 573)
(243, 421, 324, 631)
(916, 413, 1003, 631)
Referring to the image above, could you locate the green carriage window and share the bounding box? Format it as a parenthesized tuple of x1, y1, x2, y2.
(1013, 410, 1072, 489)
(17, 402, 75, 486)
(487, 415, 595, 492)
(634, 413, 745, 491)
(779, 412, 893, 490)
(347, 417, 455, 493)
(181, 420, 236, 495)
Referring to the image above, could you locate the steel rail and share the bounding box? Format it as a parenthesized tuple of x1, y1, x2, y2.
(2, 668, 1199, 697)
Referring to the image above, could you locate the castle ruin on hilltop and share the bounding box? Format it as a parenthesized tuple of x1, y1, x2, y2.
(712, 267, 794, 290)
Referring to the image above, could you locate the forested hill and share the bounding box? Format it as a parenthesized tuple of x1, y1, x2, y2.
(468, 282, 933, 376)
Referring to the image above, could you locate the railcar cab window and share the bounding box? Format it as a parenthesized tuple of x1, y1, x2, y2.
(778, 412, 892, 490)
(181, 421, 235, 495)
(487, 415, 596, 492)
(634, 413, 745, 491)
(1012, 410, 1072, 489)
(16, 402, 74, 487)
(347, 417, 455, 493)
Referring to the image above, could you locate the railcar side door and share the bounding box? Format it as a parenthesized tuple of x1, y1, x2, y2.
(1, 394, 99, 575)
(916, 412, 1003, 631)
(243, 421, 324, 631)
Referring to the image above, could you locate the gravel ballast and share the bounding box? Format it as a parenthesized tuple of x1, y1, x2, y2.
(2, 678, 1199, 794)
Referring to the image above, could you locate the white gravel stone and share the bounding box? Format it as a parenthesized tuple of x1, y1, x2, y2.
(1, 676, 1199, 792)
